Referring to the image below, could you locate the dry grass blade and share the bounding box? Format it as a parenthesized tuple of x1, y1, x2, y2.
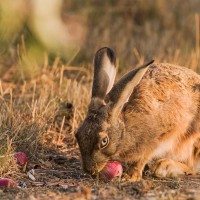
(0, 57, 91, 177)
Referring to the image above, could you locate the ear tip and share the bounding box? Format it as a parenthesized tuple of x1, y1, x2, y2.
(150, 59, 155, 64)
(95, 47, 113, 54)
(95, 47, 116, 66)
(139, 59, 154, 70)
(146, 59, 154, 66)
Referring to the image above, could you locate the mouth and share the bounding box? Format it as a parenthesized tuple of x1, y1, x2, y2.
(90, 162, 107, 176)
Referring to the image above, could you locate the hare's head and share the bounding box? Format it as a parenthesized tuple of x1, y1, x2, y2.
(75, 47, 153, 175)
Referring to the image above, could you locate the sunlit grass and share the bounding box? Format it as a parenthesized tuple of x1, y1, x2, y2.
(0, 58, 92, 176)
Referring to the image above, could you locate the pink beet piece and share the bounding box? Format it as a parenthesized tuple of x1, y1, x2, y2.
(100, 161, 123, 180)
(14, 152, 28, 165)
(0, 178, 17, 187)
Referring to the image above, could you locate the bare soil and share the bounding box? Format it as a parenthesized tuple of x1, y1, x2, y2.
(1, 141, 200, 200)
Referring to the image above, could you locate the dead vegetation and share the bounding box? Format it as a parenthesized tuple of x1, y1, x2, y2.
(0, 60, 92, 177)
(0, 0, 200, 199)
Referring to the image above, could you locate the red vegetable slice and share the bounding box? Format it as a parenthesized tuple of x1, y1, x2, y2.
(14, 152, 28, 172)
(100, 161, 123, 180)
(14, 152, 28, 165)
(0, 178, 17, 187)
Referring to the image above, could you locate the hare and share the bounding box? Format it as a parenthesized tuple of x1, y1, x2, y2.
(75, 47, 200, 181)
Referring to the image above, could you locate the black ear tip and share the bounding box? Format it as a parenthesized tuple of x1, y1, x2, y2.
(106, 48, 116, 66)
(95, 47, 116, 66)
(95, 47, 113, 54)
(143, 59, 154, 68)
(149, 59, 155, 65)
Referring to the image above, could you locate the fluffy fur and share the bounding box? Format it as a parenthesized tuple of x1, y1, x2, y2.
(75, 47, 200, 181)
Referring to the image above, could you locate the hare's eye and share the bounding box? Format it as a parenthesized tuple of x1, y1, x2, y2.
(100, 135, 109, 149)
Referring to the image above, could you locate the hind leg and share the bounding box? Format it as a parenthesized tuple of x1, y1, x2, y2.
(151, 158, 194, 178)
(193, 138, 200, 171)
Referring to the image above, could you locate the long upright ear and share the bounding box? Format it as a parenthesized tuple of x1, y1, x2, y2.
(106, 60, 154, 120)
(91, 47, 117, 107)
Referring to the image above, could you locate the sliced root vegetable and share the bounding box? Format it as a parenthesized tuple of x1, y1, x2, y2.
(0, 178, 17, 187)
(14, 152, 28, 172)
(14, 152, 28, 165)
(100, 161, 123, 180)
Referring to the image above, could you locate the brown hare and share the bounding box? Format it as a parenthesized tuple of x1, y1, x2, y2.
(75, 47, 200, 181)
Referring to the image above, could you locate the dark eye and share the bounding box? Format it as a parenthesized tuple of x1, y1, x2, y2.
(100, 135, 109, 149)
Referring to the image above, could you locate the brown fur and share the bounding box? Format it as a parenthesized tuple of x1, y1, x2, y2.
(75, 47, 200, 181)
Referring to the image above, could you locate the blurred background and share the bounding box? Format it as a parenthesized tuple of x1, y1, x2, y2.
(0, 0, 200, 79)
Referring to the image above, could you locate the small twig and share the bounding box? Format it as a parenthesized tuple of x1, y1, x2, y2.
(96, 172, 99, 189)
(0, 153, 15, 158)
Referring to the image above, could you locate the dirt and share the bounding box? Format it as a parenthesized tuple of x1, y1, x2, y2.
(1, 145, 200, 200)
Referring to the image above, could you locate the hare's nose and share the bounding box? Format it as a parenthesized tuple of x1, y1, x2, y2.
(83, 165, 94, 175)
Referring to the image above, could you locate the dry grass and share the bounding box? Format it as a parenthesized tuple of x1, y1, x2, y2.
(0, 59, 92, 177)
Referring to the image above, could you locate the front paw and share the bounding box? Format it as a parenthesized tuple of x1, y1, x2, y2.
(130, 170, 142, 182)
(122, 170, 142, 182)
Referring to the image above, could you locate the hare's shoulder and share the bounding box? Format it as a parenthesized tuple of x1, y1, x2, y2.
(133, 62, 200, 97)
(125, 63, 200, 113)
(145, 63, 200, 83)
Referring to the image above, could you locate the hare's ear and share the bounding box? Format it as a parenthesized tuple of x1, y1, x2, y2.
(91, 47, 117, 107)
(106, 60, 154, 121)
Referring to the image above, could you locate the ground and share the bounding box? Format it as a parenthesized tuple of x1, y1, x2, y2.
(1, 131, 200, 200)
(1, 145, 200, 200)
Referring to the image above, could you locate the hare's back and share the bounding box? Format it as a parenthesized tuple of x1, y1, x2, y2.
(123, 63, 200, 137)
(128, 63, 200, 108)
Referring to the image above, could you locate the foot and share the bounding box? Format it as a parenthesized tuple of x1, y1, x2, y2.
(130, 169, 142, 182)
(151, 158, 193, 178)
(122, 167, 142, 182)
